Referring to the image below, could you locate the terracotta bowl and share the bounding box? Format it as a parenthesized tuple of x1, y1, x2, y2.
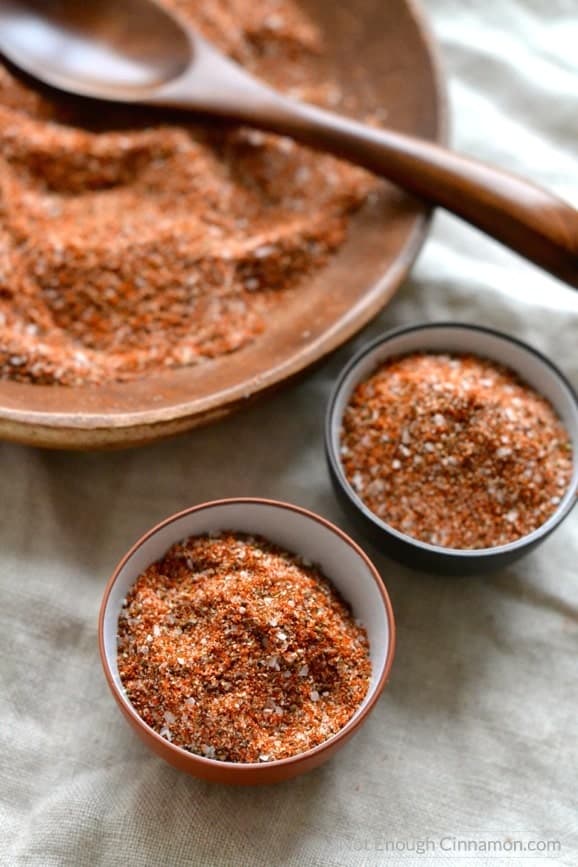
(326, 323, 578, 576)
(98, 498, 396, 784)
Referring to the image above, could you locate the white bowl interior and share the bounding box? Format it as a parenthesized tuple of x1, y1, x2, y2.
(331, 325, 578, 555)
(103, 500, 391, 740)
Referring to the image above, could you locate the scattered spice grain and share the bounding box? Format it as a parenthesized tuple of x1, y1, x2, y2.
(340, 352, 573, 549)
(117, 532, 371, 763)
(0, 0, 374, 386)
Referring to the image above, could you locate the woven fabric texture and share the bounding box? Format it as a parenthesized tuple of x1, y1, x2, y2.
(1, 1, 577, 864)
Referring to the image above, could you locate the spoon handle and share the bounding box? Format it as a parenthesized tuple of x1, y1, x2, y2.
(261, 98, 578, 288)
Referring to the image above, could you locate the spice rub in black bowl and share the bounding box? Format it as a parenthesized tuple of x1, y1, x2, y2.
(341, 352, 572, 550)
(326, 323, 578, 575)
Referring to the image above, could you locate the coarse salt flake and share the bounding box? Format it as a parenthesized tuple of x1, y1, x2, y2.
(201, 745, 216, 759)
(497, 447, 512, 459)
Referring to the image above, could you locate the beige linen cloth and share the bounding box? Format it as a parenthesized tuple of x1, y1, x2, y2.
(2, 1, 578, 865)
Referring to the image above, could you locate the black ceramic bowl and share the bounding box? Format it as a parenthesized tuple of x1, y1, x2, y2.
(325, 323, 578, 576)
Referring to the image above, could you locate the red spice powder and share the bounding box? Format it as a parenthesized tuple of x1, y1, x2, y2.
(340, 352, 573, 549)
(0, 0, 373, 386)
(117, 532, 371, 763)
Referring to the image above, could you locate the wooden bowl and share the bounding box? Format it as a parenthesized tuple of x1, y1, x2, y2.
(0, 0, 444, 449)
(98, 498, 396, 784)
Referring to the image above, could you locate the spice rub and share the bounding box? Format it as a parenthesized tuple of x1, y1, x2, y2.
(340, 353, 573, 549)
(0, 0, 372, 385)
(117, 532, 371, 763)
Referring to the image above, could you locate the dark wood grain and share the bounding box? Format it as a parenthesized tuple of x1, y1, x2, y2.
(257, 104, 578, 289)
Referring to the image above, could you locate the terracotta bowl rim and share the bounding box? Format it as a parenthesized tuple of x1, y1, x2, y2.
(98, 496, 396, 772)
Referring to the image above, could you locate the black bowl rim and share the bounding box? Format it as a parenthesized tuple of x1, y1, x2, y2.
(325, 321, 578, 561)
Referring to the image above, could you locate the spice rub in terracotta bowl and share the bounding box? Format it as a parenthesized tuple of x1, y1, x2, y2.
(0, 0, 443, 448)
(326, 323, 578, 576)
(99, 498, 395, 784)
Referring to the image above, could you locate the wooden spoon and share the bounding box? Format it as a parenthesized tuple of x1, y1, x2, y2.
(1, 0, 577, 287)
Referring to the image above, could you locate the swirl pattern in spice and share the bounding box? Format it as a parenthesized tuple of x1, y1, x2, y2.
(0, 0, 373, 385)
(340, 352, 573, 549)
(117, 532, 371, 763)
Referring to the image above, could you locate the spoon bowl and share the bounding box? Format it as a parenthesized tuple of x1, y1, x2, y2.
(0, 0, 192, 97)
